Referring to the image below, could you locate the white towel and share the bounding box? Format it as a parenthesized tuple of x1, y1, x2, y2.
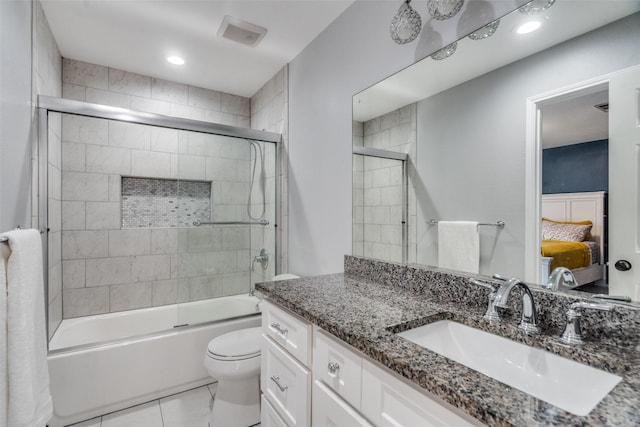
(438, 221, 480, 274)
(1, 229, 53, 427)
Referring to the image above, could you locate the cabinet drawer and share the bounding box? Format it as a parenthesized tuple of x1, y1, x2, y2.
(312, 380, 373, 427)
(262, 301, 312, 366)
(361, 360, 481, 427)
(261, 335, 311, 427)
(313, 329, 363, 410)
(261, 395, 288, 427)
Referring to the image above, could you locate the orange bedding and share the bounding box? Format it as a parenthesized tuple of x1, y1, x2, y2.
(541, 240, 591, 271)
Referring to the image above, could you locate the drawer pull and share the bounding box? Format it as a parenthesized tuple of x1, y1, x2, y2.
(271, 322, 289, 337)
(328, 362, 340, 374)
(270, 375, 288, 392)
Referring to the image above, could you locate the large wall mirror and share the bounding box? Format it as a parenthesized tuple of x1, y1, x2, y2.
(352, 1, 640, 301)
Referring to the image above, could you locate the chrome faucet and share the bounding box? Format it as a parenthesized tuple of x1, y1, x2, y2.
(468, 278, 501, 322)
(546, 267, 577, 291)
(559, 301, 613, 345)
(494, 278, 539, 335)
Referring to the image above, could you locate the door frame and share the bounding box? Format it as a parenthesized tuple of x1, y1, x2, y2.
(524, 75, 612, 284)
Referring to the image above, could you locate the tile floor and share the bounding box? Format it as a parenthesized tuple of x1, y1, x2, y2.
(66, 383, 252, 427)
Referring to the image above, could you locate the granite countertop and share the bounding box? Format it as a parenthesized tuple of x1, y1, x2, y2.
(256, 271, 640, 427)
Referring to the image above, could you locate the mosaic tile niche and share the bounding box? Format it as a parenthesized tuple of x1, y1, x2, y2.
(121, 177, 212, 228)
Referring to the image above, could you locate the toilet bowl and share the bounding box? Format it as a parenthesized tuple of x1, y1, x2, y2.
(204, 326, 262, 427)
(204, 275, 300, 426)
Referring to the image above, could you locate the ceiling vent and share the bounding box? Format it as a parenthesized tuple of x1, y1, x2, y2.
(594, 102, 609, 113)
(217, 16, 267, 48)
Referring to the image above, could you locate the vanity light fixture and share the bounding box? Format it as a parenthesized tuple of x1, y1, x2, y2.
(519, 0, 555, 16)
(167, 56, 185, 65)
(468, 19, 500, 40)
(431, 42, 457, 60)
(390, 0, 422, 45)
(427, 0, 464, 21)
(516, 20, 542, 34)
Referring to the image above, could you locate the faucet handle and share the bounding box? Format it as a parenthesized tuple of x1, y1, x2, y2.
(468, 279, 501, 322)
(559, 301, 614, 345)
(469, 278, 499, 291)
(492, 273, 509, 282)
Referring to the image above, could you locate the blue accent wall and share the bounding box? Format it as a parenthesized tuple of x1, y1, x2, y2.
(542, 139, 608, 194)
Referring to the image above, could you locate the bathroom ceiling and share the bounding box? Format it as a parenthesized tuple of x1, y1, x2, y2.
(41, 0, 355, 98)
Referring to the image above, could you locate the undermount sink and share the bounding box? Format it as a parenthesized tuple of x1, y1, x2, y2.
(397, 320, 622, 416)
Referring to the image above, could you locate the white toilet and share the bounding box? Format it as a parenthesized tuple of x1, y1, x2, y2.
(205, 326, 263, 427)
(204, 274, 299, 427)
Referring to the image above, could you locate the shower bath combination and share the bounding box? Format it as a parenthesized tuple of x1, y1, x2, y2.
(37, 95, 281, 426)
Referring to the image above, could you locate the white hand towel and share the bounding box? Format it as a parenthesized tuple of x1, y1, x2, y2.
(438, 221, 480, 274)
(2, 229, 53, 427)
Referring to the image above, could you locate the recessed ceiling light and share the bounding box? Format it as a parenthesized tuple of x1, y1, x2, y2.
(167, 56, 185, 65)
(516, 20, 542, 34)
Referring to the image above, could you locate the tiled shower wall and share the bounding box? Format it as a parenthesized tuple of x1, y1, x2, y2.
(59, 114, 271, 318)
(58, 58, 272, 318)
(62, 59, 251, 127)
(251, 66, 288, 275)
(355, 104, 417, 264)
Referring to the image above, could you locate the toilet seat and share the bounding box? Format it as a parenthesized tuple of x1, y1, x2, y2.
(206, 326, 262, 361)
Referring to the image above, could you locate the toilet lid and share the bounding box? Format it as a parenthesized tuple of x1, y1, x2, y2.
(207, 326, 262, 360)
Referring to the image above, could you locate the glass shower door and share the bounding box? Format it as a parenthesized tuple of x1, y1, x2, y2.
(175, 133, 276, 326)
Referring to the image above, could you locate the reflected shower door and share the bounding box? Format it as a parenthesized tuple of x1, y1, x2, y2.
(352, 153, 407, 264)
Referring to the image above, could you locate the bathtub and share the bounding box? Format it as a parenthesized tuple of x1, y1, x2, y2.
(47, 294, 262, 427)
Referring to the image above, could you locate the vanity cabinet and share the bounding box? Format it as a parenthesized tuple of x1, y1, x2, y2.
(361, 360, 478, 427)
(261, 300, 481, 427)
(312, 329, 363, 410)
(261, 302, 312, 427)
(261, 395, 288, 427)
(312, 380, 372, 427)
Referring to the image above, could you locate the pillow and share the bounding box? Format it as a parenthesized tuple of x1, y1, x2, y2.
(541, 218, 592, 242)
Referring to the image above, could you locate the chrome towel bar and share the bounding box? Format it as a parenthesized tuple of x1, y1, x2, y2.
(193, 219, 269, 226)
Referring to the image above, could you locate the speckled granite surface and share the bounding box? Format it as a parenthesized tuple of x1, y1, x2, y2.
(256, 256, 640, 427)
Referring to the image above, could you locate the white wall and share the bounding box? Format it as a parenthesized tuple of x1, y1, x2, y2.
(0, 0, 33, 232)
(287, 0, 526, 276)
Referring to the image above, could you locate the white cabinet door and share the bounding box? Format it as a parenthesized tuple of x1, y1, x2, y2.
(361, 360, 481, 427)
(261, 395, 288, 427)
(261, 335, 311, 427)
(312, 381, 373, 427)
(262, 301, 312, 366)
(313, 329, 363, 410)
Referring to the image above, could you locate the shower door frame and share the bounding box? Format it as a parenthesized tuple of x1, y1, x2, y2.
(37, 95, 282, 329)
(352, 145, 409, 264)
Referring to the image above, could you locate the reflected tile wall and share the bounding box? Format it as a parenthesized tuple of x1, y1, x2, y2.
(362, 104, 417, 265)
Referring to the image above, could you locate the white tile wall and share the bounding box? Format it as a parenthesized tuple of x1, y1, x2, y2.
(85, 257, 132, 286)
(86, 202, 120, 230)
(251, 66, 288, 275)
(56, 58, 280, 319)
